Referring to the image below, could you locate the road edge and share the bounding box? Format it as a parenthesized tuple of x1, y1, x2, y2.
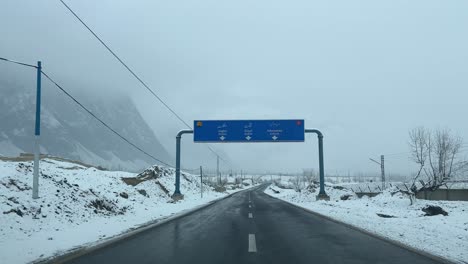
(34, 187, 251, 264)
(263, 191, 456, 264)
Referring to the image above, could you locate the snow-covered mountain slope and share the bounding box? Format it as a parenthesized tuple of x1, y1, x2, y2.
(0, 76, 171, 171)
(0, 158, 252, 264)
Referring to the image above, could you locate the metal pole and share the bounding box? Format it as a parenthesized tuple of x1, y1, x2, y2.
(32, 61, 41, 199)
(305, 129, 329, 200)
(200, 166, 203, 198)
(172, 129, 193, 199)
(216, 155, 220, 185)
(381, 155, 385, 190)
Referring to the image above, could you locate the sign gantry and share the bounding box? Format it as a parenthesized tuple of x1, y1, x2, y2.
(172, 120, 329, 201)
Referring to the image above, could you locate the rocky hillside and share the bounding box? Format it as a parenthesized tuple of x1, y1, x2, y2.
(0, 75, 171, 171)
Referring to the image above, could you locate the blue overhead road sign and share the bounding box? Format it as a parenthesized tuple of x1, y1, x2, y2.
(193, 120, 305, 143)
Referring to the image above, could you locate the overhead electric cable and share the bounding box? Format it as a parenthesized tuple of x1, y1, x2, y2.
(41, 71, 174, 168)
(0, 57, 37, 68)
(58, 0, 231, 166)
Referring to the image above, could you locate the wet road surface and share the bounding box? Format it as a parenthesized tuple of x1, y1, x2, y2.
(66, 185, 440, 264)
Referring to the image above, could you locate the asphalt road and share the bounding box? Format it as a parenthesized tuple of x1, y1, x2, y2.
(66, 185, 440, 264)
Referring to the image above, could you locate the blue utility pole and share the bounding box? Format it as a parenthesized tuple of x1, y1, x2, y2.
(32, 61, 41, 199)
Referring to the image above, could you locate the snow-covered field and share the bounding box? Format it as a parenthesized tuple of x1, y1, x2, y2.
(0, 158, 252, 264)
(265, 183, 468, 263)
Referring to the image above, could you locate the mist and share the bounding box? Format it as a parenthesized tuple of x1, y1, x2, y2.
(1, 0, 467, 176)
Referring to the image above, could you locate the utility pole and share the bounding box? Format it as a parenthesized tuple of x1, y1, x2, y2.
(32, 61, 41, 199)
(216, 155, 220, 185)
(369, 155, 385, 190)
(381, 155, 385, 189)
(200, 166, 203, 198)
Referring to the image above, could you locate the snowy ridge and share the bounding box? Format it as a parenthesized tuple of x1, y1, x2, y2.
(265, 183, 468, 263)
(0, 78, 171, 171)
(0, 159, 252, 264)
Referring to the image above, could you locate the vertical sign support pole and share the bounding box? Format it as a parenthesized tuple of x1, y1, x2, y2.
(200, 166, 203, 198)
(32, 61, 42, 199)
(305, 129, 330, 200)
(172, 129, 193, 200)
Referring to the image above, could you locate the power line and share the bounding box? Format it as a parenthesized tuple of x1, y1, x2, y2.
(2, 56, 174, 167)
(41, 70, 174, 168)
(1, 55, 233, 171)
(58, 0, 229, 165)
(0, 57, 37, 68)
(59, 0, 189, 127)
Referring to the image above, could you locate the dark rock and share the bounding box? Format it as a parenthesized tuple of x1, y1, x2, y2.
(333, 186, 345, 190)
(16, 209, 24, 217)
(3, 209, 23, 217)
(7, 197, 19, 204)
(340, 194, 353, 201)
(137, 189, 148, 197)
(214, 186, 227, 193)
(270, 188, 280, 194)
(422, 205, 448, 216)
(377, 213, 396, 218)
(119, 192, 129, 199)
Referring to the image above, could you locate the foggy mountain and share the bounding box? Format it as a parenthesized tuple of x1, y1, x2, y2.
(0, 76, 172, 172)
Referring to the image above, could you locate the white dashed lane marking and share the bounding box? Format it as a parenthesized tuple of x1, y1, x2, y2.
(248, 234, 257, 252)
(248, 213, 253, 218)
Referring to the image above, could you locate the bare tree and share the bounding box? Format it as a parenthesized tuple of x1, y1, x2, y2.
(426, 129, 463, 187)
(407, 127, 464, 203)
(409, 127, 428, 185)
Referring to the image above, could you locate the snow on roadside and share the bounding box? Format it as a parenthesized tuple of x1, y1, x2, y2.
(0, 159, 251, 264)
(265, 184, 468, 263)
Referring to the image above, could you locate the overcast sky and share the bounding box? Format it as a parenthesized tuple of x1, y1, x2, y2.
(1, 0, 467, 176)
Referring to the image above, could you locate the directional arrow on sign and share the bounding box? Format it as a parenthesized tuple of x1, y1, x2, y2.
(272, 135, 278, 140)
(220, 136, 226, 141)
(246, 136, 252, 140)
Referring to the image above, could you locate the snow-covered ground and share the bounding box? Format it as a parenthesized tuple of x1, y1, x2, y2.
(265, 183, 468, 263)
(0, 158, 253, 264)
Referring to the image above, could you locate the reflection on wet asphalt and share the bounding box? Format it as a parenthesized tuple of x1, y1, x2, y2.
(67, 185, 440, 264)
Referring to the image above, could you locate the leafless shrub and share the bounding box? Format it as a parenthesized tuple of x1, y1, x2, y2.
(302, 168, 318, 188)
(290, 175, 304, 192)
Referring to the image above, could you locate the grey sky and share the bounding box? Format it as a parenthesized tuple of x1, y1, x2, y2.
(1, 0, 467, 176)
